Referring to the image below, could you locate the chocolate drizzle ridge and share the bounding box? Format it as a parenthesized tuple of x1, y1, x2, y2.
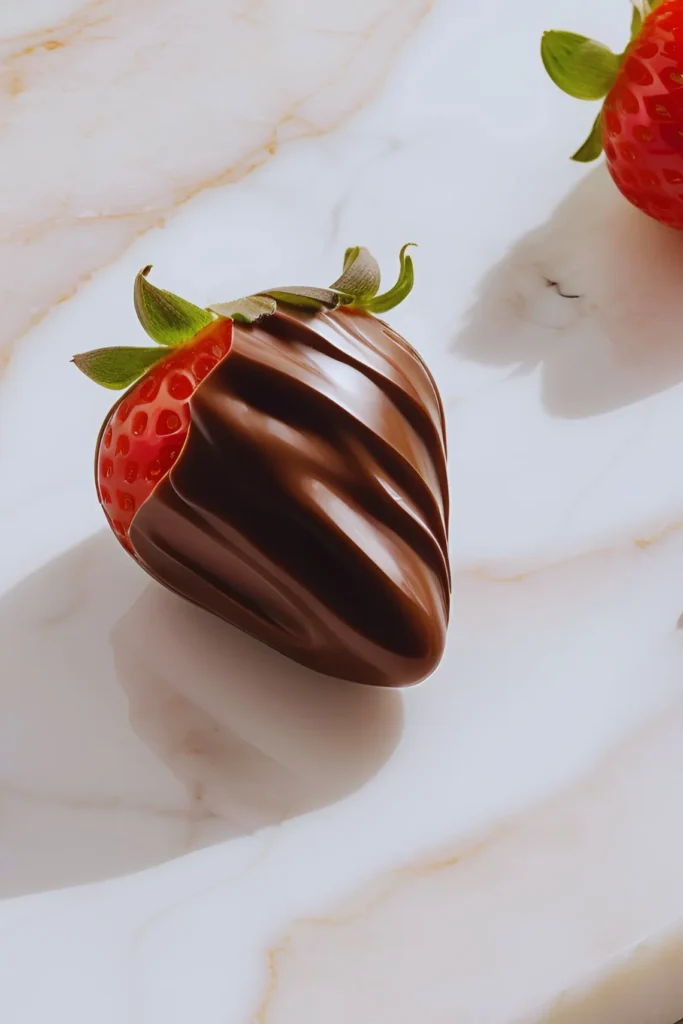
(129, 306, 450, 687)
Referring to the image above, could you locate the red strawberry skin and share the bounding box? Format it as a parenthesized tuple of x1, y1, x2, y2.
(603, 0, 683, 228)
(96, 318, 233, 553)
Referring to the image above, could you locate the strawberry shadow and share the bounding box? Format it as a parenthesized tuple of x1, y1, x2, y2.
(0, 531, 403, 899)
(454, 166, 683, 417)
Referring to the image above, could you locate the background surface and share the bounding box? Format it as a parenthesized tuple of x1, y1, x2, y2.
(2, 1, 683, 1022)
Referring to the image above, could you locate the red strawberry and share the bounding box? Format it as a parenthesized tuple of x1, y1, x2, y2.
(74, 246, 417, 559)
(72, 246, 453, 688)
(95, 319, 233, 552)
(542, 0, 683, 228)
(73, 268, 235, 554)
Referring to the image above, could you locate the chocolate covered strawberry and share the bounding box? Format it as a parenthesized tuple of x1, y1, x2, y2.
(74, 246, 451, 688)
(542, 0, 683, 228)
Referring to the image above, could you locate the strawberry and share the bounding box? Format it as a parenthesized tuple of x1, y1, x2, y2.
(94, 319, 234, 552)
(72, 268, 234, 553)
(542, 0, 683, 228)
(73, 245, 453, 688)
(73, 245, 416, 559)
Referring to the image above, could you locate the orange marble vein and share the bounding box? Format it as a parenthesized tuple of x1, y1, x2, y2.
(0, 779, 194, 819)
(0, 0, 435, 381)
(466, 516, 683, 585)
(249, 839, 489, 1023)
(0, 0, 109, 59)
(253, 941, 293, 1024)
(633, 519, 683, 549)
(247, 708, 683, 1024)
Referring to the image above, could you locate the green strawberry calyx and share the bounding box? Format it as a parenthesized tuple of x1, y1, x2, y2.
(541, 0, 665, 162)
(72, 243, 417, 391)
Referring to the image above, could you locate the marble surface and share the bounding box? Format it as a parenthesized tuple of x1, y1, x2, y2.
(2, 0, 683, 1021)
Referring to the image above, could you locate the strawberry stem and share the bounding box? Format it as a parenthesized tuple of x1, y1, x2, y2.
(631, 3, 643, 38)
(572, 112, 604, 162)
(72, 345, 171, 390)
(213, 243, 417, 319)
(72, 244, 418, 390)
(330, 247, 381, 302)
(134, 266, 215, 347)
(363, 244, 416, 314)
(541, 31, 621, 101)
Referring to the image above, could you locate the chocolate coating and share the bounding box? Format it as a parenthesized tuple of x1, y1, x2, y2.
(129, 307, 450, 686)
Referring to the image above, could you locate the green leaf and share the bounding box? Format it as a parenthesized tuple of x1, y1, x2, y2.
(364, 243, 416, 314)
(329, 246, 381, 301)
(134, 265, 214, 346)
(209, 295, 277, 324)
(260, 286, 350, 311)
(541, 30, 621, 100)
(571, 112, 604, 162)
(630, 4, 643, 39)
(72, 346, 168, 390)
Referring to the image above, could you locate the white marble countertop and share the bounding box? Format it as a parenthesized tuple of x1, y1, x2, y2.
(3, 0, 683, 1021)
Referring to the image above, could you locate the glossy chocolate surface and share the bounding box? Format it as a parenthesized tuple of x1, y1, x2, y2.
(129, 307, 450, 686)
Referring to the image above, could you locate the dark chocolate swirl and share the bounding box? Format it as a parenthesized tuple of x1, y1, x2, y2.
(129, 307, 450, 687)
